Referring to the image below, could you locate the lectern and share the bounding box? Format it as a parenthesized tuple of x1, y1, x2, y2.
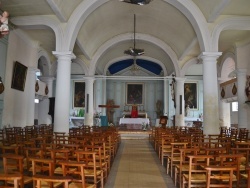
(159, 116, 168, 128)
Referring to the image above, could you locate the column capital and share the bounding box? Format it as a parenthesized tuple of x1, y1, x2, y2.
(52, 51, 76, 60)
(236, 68, 247, 76)
(84, 77, 96, 82)
(38, 76, 55, 83)
(198, 52, 222, 62)
(174, 77, 186, 83)
(28, 67, 40, 73)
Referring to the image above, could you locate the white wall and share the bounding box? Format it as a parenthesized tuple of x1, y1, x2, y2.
(106, 80, 164, 125)
(2, 31, 39, 127)
(0, 37, 8, 128)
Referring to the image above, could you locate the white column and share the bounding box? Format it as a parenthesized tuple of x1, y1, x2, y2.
(164, 78, 169, 116)
(84, 78, 95, 126)
(94, 79, 103, 113)
(219, 101, 231, 127)
(175, 78, 186, 127)
(199, 52, 222, 135)
(236, 69, 248, 129)
(218, 81, 231, 127)
(53, 51, 75, 133)
(38, 76, 55, 124)
(26, 68, 39, 126)
(102, 78, 107, 116)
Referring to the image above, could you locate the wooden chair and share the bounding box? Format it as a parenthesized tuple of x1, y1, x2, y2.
(174, 148, 200, 188)
(218, 154, 244, 188)
(182, 155, 214, 188)
(166, 142, 188, 177)
(75, 151, 104, 188)
(30, 157, 62, 188)
(59, 160, 95, 188)
(49, 149, 71, 175)
(205, 166, 236, 188)
(0, 174, 22, 188)
(32, 175, 72, 188)
(24, 147, 44, 171)
(160, 136, 174, 165)
(1, 154, 32, 188)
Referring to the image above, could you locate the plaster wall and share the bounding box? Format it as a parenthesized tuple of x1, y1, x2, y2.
(106, 80, 164, 126)
(2, 32, 38, 127)
(0, 37, 8, 127)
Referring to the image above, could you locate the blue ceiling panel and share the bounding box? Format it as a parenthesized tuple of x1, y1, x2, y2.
(108, 59, 133, 74)
(108, 59, 162, 75)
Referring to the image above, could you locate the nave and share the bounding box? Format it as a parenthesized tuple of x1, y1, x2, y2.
(105, 139, 175, 188)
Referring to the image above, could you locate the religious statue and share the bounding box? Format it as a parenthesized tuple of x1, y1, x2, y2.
(155, 100, 162, 118)
(185, 105, 190, 117)
(107, 99, 115, 123)
(245, 76, 250, 101)
(131, 105, 138, 118)
(0, 10, 9, 38)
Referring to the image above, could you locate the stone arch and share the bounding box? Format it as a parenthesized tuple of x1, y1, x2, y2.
(180, 58, 199, 77)
(37, 48, 52, 76)
(212, 17, 250, 51)
(11, 16, 64, 51)
(219, 52, 236, 80)
(90, 33, 179, 77)
(164, 0, 211, 51)
(72, 57, 88, 75)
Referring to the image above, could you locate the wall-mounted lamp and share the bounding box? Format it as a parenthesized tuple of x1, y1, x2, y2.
(0, 76, 4, 94)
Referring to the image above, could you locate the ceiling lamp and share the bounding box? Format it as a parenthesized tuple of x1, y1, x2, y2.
(130, 57, 140, 72)
(120, 0, 152, 5)
(124, 14, 144, 56)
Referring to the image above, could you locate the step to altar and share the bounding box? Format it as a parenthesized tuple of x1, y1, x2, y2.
(118, 130, 150, 140)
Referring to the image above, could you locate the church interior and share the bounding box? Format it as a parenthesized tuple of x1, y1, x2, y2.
(0, 0, 250, 187)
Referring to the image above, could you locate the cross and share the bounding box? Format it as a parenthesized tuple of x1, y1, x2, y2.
(98, 100, 120, 124)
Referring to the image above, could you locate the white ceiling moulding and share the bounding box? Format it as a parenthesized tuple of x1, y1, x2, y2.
(75, 75, 177, 81)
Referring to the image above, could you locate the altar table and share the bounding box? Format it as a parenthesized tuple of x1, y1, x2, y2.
(69, 117, 84, 127)
(119, 118, 149, 125)
(119, 118, 150, 130)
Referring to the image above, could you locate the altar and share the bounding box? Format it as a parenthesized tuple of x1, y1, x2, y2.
(185, 117, 202, 127)
(122, 111, 147, 118)
(119, 118, 150, 130)
(69, 117, 84, 128)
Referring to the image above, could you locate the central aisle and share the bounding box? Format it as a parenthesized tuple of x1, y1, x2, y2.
(105, 139, 175, 188)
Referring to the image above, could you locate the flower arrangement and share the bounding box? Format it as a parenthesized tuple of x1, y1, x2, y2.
(108, 122, 114, 127)
(94, 112, 101, 118)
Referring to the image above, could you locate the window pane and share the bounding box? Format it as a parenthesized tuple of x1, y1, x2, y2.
(232, 102, 238, 111)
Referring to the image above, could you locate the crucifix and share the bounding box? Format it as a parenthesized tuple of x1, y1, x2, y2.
(98, 99, 120, 124)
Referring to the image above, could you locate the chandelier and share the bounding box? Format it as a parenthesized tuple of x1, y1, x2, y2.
(130, 56, 140, 72)
(120, 0, 152, 5)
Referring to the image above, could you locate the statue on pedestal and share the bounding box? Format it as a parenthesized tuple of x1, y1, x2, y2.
(155, 100, 162, 118)
(131, 105, 138, 118)
(185, 105, 190, 117)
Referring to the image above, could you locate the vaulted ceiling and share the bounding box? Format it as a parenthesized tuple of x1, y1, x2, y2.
(2, 0, 250, 77)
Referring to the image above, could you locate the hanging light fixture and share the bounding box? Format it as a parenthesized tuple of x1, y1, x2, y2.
(130, 56, 140, 72)
(120, 0, 152, 5)
(124, 14, 144, 56)
(123, 14, 144, 73)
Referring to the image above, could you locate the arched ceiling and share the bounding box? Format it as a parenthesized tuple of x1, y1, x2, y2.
(2, 0, 250, 77)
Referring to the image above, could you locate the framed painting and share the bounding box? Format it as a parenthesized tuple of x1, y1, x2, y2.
(73, 81, 85, 108)
(11, 61, 28, 91)
(184, 82, 198, 110)
(126, 83, 144, 105)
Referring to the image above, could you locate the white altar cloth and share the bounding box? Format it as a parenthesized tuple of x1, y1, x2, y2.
(119, 118, 149, 125)
(69, 117, 84, 127)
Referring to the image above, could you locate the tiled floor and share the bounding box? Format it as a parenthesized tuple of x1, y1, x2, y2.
(105, 138, 175, 188)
